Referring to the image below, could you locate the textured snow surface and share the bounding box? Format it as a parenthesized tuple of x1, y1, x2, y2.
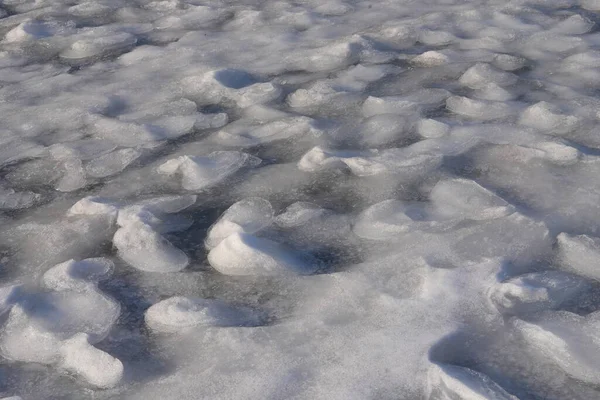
(0, 0, 600, 398)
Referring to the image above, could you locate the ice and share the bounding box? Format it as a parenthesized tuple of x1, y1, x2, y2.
(298, 146, 442, 176)
(60, 31, 137, 62)
(85, 148, 141, 178)
(358, 114, 411, 147)
(49, 139, 116, 161)
(362, 89, 451, 118)
(114, 222, 189, 273)
(216, 114, 320, 147)
(0, 187, 40, 210)
(0, 257, 122, 388)
(43, 258, 113, 292)
(427, 363, 518, 400)
(68, 196, 120, 219)
(61, 333, 124, 389)
(10, 216, 115, 270)
(205, 198, 273, 249)
(490, 271, 589, 315)
(182, 68, 282, 108)
(145, 296, 265, 333)
(519, 101, 579, 135)
(1, 0, 600, 397)
(511, 312, 600, 385)
(4, 20, 73, 43)
(446, 96, 518, 120)
(459, 63, 518, 90)
(353, 200, 453, 240)
(417, 119, 450, 139)
(353, 178, 515, 240)
(557, 233, 600, 281)
(157, 152, 261, 191)
(208, 233, 321, 276)
(429, 179, 515, 221)
(412, 50, 451, 67)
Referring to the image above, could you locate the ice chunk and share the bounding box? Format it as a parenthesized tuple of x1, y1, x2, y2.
(0, 305, 62, 365)
(298, 146, 442, 176)
(145, 296, 265, 333)
(459, 63, 518, 89)
(114, 223, 189, 273)
(551, 15, 594, 35)
(68, 196, 119, 219)
(85, 148, 141, 178)
(417, 119, 450, 139)
(0, 283, 120, 368)
(207, 233, 320, 276)
(358, 114, 410, 147)
(216, 116, 318, 147)
(419, 30, 455, 46)
(353, 200, 455, 240)
(136, 195, 197, 214)
(362, 89, 451, 117)
(60, 333, 124, 389)
(512, 312, 600, 385)
(490, 271, 589, 315)
(557, 233, 600, 281)
(453, 213, 551, 266)
(157, 152, 261, 191)
(55, 158, 87, 192)
(91, 116, 166, 147)
(49, 139, 117, 161)
(205, 198, 273, 249)
(14, 216, 115, 269)
(492, 54, 527, 71)
(412, 50, 451, 67)
(4, 20, 73, 43)
(43, 258, 114, 292)
(275, 202, 329, 228)
(519, 102, 578, 135)
(429, 179, 515, 221)
(117, 205, 192, 234)
(183, 68, 281, 108)
(0, 187, 40, 210)
(446, 96, 517, 120)
(60, 31, 137, 61)
(427, 363, 518, 400)
(301, 41, 360, 72)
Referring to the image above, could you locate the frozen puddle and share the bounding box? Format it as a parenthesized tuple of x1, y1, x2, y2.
(0, 0, 600, 398)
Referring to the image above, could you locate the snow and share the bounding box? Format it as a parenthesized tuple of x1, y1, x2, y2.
(0, 0, 599, 398)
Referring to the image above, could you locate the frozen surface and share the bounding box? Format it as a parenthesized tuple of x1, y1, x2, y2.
(0, 0, 600, 399)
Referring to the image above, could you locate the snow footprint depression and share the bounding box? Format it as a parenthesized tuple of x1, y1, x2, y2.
(0, 0, 600, 398)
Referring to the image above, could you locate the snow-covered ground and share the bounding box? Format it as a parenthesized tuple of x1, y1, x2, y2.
(0, 0, 599, 398)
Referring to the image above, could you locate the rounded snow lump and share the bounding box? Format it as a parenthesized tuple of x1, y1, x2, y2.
(157, 151, 261, 191)
(114, 223, 189, 273)
(205, 198, 273, 249)
(145, 296, 265, 333)
(207, 233, 320, 276)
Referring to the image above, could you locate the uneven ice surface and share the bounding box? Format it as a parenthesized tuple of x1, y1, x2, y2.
(1, 0, 600, 399)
